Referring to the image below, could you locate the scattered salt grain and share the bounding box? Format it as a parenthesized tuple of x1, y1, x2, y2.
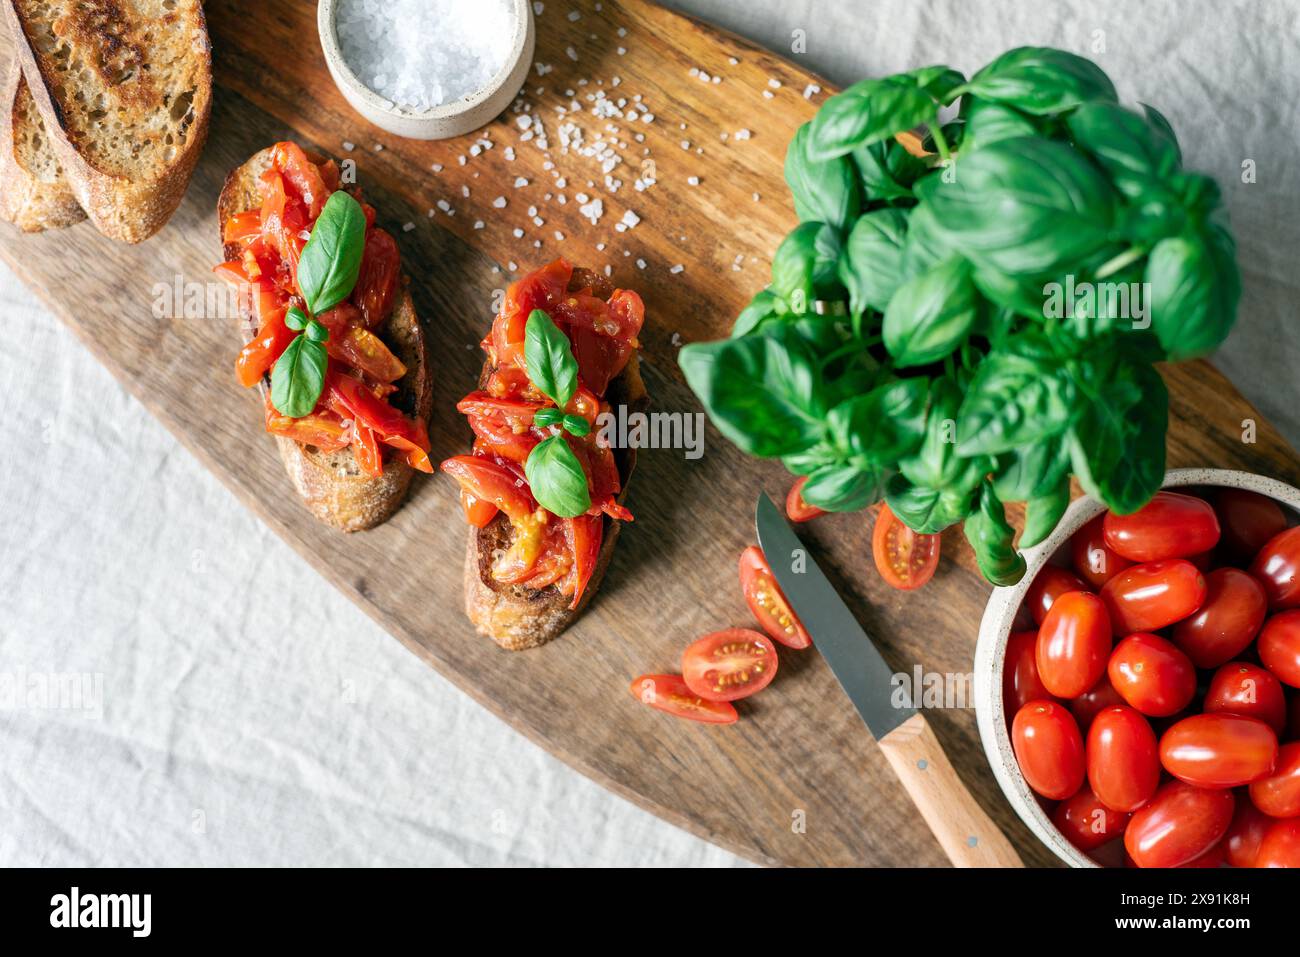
(402, 222, 415, 232)
(670, 264, 684, 274)
(734, 128, 752, 140)
(474, 220, 485, 229)
(492, 196, 508, 208)
(804, 83, 822, 99)
(342, 141, 355, 152)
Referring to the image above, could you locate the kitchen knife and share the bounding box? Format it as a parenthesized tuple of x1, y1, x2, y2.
(756, 493, 1023, 868)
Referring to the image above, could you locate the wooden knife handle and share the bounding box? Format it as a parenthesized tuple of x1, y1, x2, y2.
(878, 713, 1024, 868)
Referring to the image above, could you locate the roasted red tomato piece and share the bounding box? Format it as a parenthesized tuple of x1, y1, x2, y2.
(1159, 713, 1278, 788)
(1087, 705, 1161, 813)
(1124, 781, 1235, 868)
(1036, 591, 1112, 699)
(1170, 567, 1268, 669)
(1071, 514, 1133, 589)
(681, 629, 779, 702)
(1259, 610, 1300, 688)
(1026, 565, 1090, 626)
(1012, 699, 1085, 801)
(1100, 560, 1207, 635)
(629, 674, 738, 725)
(739, 545, 811, 649)
(354, 228, 401, 329)
(1052, 784, 1131, 853)
(872, 504, 940, 590)
(786, 476, 826, 523)
(1251, 526, 1300, 610)
(440, 455, 536, 521)
(1107, 632, 1197, 718)
(1102, 491, 1220, 562)
(1205, 661, 1288, 734)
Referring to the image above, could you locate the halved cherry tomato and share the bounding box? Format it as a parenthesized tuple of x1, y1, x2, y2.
(1071, 514, 1133, 589)
(1159, 713, 1278, 788)
(1171, 567, 1267, 669)
(1069, 675, 1125, 733)
(1004, 630, 1053, 718)
(629, 674, 738, 725)
(264, 403, 349, 452)
(738, 545, 812, 649)
(328, 371, 431, 470)
(1251, 526, 1300, 610)
(1087, 705, 1160, 812)
(872, 503, 940, 590)
(1052, 783, 1131, 853)
(1124, 780, 1235, 868)
(1102, 491, 1220, 562)
(1216, 489, 1289, 564)
(272, 141, 329, 220)
(1012, 699, 1085, 800)
(1249, 741, 1300, 818)
(1259, 610, 1300, 688)
(681, 628, 779, 702)
(786, 476, 825, 523)
(1107, 632, 1197, 718)
(460, 489, 499, 528)
(1100, 560, 1207, 635)
(440, 455, 535, 522)
(1256, 818, 1300, 867)
(1037, 591, 1112, 699)
(1026, 565, 1090, 626)
(1205, 661, 1288, 734)
(1225, 799, 1273, 867)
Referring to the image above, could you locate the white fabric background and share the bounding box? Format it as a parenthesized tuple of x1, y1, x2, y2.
(2, 0, 1297, 867)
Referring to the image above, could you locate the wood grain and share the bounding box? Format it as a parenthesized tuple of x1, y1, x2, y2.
(3, 0, 1298, 867)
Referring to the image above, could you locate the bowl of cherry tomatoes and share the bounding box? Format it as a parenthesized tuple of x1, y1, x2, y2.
(975, 468, 1300, 868)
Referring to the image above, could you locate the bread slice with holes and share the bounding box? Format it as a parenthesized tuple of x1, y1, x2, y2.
(219, 147, 433, 532)
(1, 0, 211, 243)
(465, 268, 649, 651)
(0, 58, 85, 232)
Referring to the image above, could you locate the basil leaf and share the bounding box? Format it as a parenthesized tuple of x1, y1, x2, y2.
(732, 287, 783, 338)
(992, 435, 1069, 502)
(770, 221, 843, 312)
(1140, 103, 1182, 166)
(562, 414, 591, 437)
(269, 335, 327, 419)
(284, 306, 308, 331)
(297, 190, 367, 316)
(959, 47, 1118, 115)
(680, 326, 826, 458)
(915, 137, 1119, 277)
(899, 202, 956, 281)
(785, 122, 860, 233)
(525, 434, 592, 518)
(963, 480, 1027, 586)
(885, 473, 975, 535)
(838, 208, 908, 317)
(525, 309, 579, 408)
(851, 139, 927, 202)
(957, 341, 1077, 456)
(800, 461, 884, 512)
(899, 376, 984, 493)
(960, 99, 1040, 152)
(828, 377, 928, 466)
(1021, 474, 1071, 548)
(809, 75, 937, 160)
(908, 65, 966, 104)
(883, 257, 977, 367)
(1066, 102, 1181, 198)
(534, 407, 563, 428)
(1146, 225, 1241, 361)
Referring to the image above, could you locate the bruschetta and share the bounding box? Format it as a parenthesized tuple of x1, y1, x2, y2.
(216, 143, 433, 531)
(441, 260, 647, 650)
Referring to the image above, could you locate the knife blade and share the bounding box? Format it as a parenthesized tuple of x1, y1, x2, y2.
(755, 491, 914, 739)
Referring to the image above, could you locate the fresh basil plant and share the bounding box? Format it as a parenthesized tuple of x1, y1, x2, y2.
(680, 45, 1241, 585)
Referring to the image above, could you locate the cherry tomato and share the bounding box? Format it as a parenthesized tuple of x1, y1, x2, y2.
(872, 504, 940, 590)
(1100, 560, 1207, 635)
(1026, 565, 1090, 626)
(681, 629, 779, 702)
(1107, 632, 1197, 718)
(1249, 742, 1300, 818)
(739, 546, 811, 649)
(1170, 567, 1268, 669)
(1177, 842, 1227, 868)
(786, 476, 825, 523)
(1012, 700, 1085, 801)
(629, 674, 738, 725)
(1071, 514, 1133, 589)
(1205, 661, 1288, 734)
(1225, 799, 1273, 867)
(1290, 694, 1300, 739)
(1251, 526, 1300, 610)
(1159, 713, 1278, 788)
(1215, 488, 1288, 564)
(1256, 818, 1300, 867)
(1087, 705, 1161, 812)
(1004, 630, 1053, 718)
(1052, 784, 1131, 852)
(1069, 675, 1125, 733)
(1259, 610, 1300, 688)
(1037, 591, 1112, 698)
(1124, 780, 1235, 868)
(1103, 491, 1220, 563)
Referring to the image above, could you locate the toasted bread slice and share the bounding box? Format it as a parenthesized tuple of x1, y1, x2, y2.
(2, 0, 211, 243)
(219, 147, 433, 532)
(0, 58, 85, 232)
(465, 268, 649, 650)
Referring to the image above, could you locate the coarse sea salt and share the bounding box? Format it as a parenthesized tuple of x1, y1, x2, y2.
(336, 0, 517, 112)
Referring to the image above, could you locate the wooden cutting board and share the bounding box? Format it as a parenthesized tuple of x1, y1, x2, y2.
(3, 0, 1297, 867)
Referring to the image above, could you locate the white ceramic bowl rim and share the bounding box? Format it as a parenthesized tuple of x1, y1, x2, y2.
(318, 0, 532, 120)
(974, 468, 1300, 868)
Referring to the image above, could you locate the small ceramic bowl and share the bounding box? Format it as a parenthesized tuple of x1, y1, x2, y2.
(318, 0, 535, 141)
(974, 468, 1300, 867)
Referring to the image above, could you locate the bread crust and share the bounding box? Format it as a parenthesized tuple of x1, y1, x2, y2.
(463, 270, 649, 650)
(2, 0, 212, 243)
(218, 147, 433, 532)
(0, 58, 85, 232)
